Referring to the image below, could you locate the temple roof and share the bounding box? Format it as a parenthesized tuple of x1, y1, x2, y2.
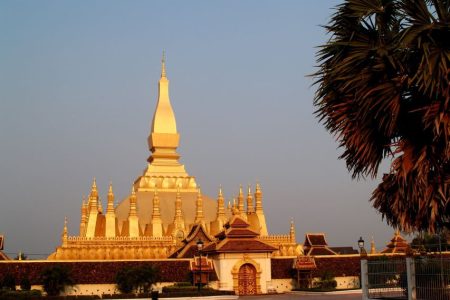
(203, 216, 276, 254)
(303, 233, 337, 256)
(169, 223, 215, 258)
(381, 230, 409, 254)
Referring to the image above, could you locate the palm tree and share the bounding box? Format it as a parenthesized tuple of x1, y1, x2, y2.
(314, 0, 450, 232)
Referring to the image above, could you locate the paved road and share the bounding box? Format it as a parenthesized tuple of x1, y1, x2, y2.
(239, 292, 362, 299)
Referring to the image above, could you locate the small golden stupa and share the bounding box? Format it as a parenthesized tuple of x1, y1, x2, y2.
(48, 55, 300, 260)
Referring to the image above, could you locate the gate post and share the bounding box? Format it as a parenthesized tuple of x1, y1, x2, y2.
(406, 257, 416, 300)
(361, 258, 369, 300)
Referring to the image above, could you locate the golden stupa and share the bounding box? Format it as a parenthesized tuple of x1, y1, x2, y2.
(49, 55, 300, 260)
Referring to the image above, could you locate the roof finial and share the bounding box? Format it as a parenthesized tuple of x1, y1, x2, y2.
(161, 50, 167, 78)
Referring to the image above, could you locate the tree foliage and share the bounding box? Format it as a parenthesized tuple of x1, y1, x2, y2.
(40, 265, 73, 296)
(115, 265, 160, 294)
(314, 0, 450, 232)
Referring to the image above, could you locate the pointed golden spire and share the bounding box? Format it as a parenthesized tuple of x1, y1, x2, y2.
(129, 185, 138, 217)
(79, 196, 88, 237)
(62, 216, 68, 246)
(88, 178, 99, 212)
(107, 182, 115, 213)
(232, 198, 239, 215)
(194, 187, 204, 223)
(238, 185, 245, 214)
(63, 216, 68, 236)
(290, 218, 296, 242)
(255, 182, 263, 212)
(246, 184, 254, 213)
(91, 178, 98, 197)
(370, 236, 376, 254)
(217, 185, 226, 218)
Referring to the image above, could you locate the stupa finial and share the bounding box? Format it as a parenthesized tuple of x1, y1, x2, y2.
(161, 50, 167, 78)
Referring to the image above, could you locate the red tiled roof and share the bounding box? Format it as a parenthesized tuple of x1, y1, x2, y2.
(229, 217, 250, 228)
(308, 247, 337, 256)
(305, 234, 328, 246)
(206, 239, 277, 253)
(381, 232, 409, 254)
(226, 228, 259, 237)
(330, 247, 359, 255)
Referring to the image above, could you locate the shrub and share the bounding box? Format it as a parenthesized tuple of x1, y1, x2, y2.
(115, 265, 160, 294)
(40, 265, 73, 296)
(19, 277, 31, 291)
(1, 274, 16, 291)
(313, 271, 337, 291)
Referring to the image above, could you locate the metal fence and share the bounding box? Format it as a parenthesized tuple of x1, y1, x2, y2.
(367, 259, 407, 299)
(363, 256, 450, 300)
(414, 257, 450, 300)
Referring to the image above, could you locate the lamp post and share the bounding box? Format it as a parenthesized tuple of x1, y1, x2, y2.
(196, 238, 204, 293)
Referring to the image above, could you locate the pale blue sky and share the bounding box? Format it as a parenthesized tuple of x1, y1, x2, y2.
(0, 1, 395, 258)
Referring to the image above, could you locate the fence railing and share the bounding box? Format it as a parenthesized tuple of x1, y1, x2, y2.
(366, 258, 407, 299)
(362, 256, 450, 300)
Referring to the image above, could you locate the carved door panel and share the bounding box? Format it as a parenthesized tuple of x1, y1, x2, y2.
(238, 263, 257, 295)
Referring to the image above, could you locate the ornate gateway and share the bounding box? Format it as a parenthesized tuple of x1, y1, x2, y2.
(238, 263, 257, 295)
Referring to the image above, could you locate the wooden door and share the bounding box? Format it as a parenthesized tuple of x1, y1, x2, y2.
(238, 263, 257, 295)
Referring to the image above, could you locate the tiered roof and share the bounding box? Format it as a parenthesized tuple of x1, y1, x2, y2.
(203, 216, 277, 254)
(303, 233, 337, 256)
(169, 224, 214, 258)
(381, 230, 409, 254)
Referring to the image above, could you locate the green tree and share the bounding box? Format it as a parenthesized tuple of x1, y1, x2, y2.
(19, 277, 31, 291)
(411, 230, 450, 252)
(314, 0, 450, 232)
(115, 265, 160, 294)
(40, 265, 73, 296)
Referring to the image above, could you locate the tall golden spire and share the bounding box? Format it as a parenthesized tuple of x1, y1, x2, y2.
(129, 185, 138, 217)
(135, 55, 196, 191)
(149, 53, 178, 145)
(62, 216, 68, 247)
(216, 185, 226, 218)
(89, 178, 99, 212)
(128, 185, 140, 237)
(150, 187, 163, 237)
(80, 196, 87, 236)
(246, 185, 254, 213)
(194, 187, 204, 223)
(238, 185, 245, 214)
(370, 236, 377, 254)
(290, 218, 296, 243)
(255, 182, 263, 213)
(254, 183, 268, 235)
(105, 182, 116, 238)
(106, 182, 115, 213)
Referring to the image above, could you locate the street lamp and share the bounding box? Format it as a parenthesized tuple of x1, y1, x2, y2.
(358, 237, 365, 253)
(196, 238, 204, 292)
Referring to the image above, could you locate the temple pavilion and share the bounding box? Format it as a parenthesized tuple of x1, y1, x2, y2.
(48, 56, 301, 260)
